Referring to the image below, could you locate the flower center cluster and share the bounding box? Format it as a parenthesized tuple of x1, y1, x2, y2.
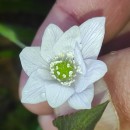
(50, 53, 79, 86)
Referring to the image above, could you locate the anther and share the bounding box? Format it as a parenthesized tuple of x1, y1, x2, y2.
(56, 66, 58, 70)
(62, 74, 66, 78)
(57, 71, 60, 75)
(67, 63, 70, 68)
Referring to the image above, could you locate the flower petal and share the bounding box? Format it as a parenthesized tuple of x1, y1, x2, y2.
(80, 17, 105, 59)
(68, 84, 94, 109)
(74, 44, 86, 74)
(21, 70, 47, 104)
(19, 47, 48, 76)
(75, 59, 107, 93)
(54, 26, 81, 55)
(45, 82, 74, 108)
(37, 69, 53, 80)
(41, 24, 63, 62)
(74, 74, 87, 93)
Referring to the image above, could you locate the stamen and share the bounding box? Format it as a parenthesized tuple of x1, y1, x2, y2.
(57, 71, 60, 75)
(67, 63, 70, 68)
(62, 74, 66, 78)
(50, 52, 81, 86)
(56, 66, 58, 70)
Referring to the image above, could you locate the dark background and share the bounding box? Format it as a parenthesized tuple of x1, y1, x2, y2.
(0, 0, 55, 130)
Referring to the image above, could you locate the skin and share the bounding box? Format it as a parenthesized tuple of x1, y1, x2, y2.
(19, 0, 130, 130)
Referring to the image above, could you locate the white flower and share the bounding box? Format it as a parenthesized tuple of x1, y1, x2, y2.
(20, 17, 107, 110)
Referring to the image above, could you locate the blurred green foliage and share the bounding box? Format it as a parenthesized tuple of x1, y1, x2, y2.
(0, 24, 26, 48)
(0, 0, 55, 130)
(0, 87, 38, 130)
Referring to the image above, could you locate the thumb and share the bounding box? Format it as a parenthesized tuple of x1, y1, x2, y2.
(102, 48, 130, 130)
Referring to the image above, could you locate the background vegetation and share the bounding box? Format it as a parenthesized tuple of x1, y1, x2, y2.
(0, 0, 55, 129)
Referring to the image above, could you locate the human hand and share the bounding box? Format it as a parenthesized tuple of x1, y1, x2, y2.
(19, 0, 130, 130)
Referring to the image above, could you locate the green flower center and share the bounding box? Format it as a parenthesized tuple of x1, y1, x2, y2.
(50, 53, 79, 86)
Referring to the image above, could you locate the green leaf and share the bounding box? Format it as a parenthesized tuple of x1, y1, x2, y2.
(53, 101, 109, 130)
(0, 23, 36, 48)
(0, 23, 26, 48)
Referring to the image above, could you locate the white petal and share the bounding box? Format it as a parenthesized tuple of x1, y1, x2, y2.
(75, 59, 107, 93)
(45, 82, 74, 108)
(37, 69, 53, 80)
(21, 70, 47, 104)
(75, 75, 87, 93)
(74, 44, 86, 74)
(54, 26, 81, 55)
(19, 47, 48, 76)
(80, 17, 105, 59)
(41, 24, 63, 62)
(68, 85, 94, 109)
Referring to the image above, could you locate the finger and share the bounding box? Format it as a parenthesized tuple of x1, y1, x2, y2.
(38, 115, 57, 130)
(32, 0, 130, 46)
(102, 48, 130, 130)
(57, 0, 130, 42)
(19, 0, 130, 115)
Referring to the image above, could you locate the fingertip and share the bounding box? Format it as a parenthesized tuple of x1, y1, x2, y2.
(23, 102, 54, 115)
